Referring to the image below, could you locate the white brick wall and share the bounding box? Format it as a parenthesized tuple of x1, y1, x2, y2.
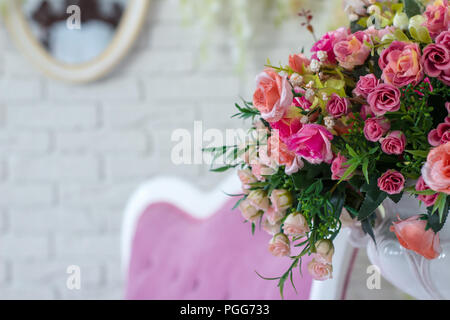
(0, 0, 331, 299)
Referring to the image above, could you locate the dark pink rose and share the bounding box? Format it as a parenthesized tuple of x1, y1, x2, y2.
(334, 31, 371, 70)
(379, 41, 424, 87)
(367, 83, 401, 116)
(380, 131, 407, 155)
(360, 104, 375, 120)
(293, 96, 312, 110)
(416, 176, 439, 207)
(423, 0, 449, 39)
(311, 27, 350, 64)
(326, 94, 350, 118)
(331, 153, 352, 181)
(421, 43, 450, 85)
(378, 170, 405, 195)
(353, 74, 380, 98)
(364, 116, 390, 142)
(436, 30, 450, 50)
(286, 124, 334, 164)
(428, 122, 450, 146)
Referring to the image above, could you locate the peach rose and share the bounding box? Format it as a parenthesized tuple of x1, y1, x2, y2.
(268, 233, 291, 257)
(314, 240, 335, 264)
(422, 142, 450, 194)
(253, 69, 294, 123)
(265, 207, 286, 225)
(247, 190, 270, 211)
(390, 215, 441, 260)
(262, 217, 282, 235)
(307, 258, 333, 281)
(237, 169, 257, 193)
(270, 189, 293, 213)
(289, 53, 310, 74)
(282, 212, 310, 236)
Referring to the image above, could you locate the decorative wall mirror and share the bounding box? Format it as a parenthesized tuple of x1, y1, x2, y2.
(3, 0, 149, 83)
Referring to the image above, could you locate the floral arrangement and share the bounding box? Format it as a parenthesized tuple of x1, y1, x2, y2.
(206, 0, 450, 295)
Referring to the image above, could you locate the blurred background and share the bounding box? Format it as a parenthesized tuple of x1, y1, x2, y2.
(0, 0, 408, 299)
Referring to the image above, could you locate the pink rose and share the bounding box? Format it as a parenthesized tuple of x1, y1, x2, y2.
(331, 153, 352, 181)
(360, 104, 375, 120)
(436, 30, 450, 49)
(353, 74, 380, 98)
(379, 41, 424, 87)
(270, 106, 303, 142)
(364, 25, 395, 40)
(311, 27, 350, 64)
(363, 117, 391, 142)
(314, 240, 335, 264)
(422, 142, 450, 194)
(416, 176, 439, 206)
(390, 215, 441, 260)
(307, 258, 333, 281)
(253, 69, 294, 123)
(367, 83, 401, 116)
(422, 43, 450, 85)
(270, 189, 293, 213)
(265, 207, 286, 225)
(377, 170, 405, 195)
(423, 0, 450, 39)
(326, 94, 350, 118)
(282, 212, 310, 237)
(428, 122, 450, 146)
(293, 96, 312, 111)
(289, 53, 310, 74)
(286, 124, 334, 164)
(262, 218, 281, 236)
(238, 199, 262, 222)
(334, 31, 371, 70)
(380, 131, 407, 155)
(268, 233, 291, 257)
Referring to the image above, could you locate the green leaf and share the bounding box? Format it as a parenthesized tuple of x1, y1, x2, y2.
(358, 191, 387, 221)
(405, 149, 429, 158)
(361, 218, 377, 244)
(210, 165, 236, 172)
(427, 198, 449, 233)
(404, 0, 422, 18)
(339, 161, 360, 183)
(362, 158, 369, 184)
(388, 192, 403, 204)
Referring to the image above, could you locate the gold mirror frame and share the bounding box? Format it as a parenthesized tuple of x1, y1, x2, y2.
(3, 0, 150, 83)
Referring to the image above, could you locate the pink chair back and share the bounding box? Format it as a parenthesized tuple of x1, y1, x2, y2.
(125, 199, 313, 300)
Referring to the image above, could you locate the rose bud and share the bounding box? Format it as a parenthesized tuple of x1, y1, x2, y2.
(247, 190, 270, 211)
(422, 142, 450, 194)
(380, 131, 407, 155)
(326, 93, 350, 118)
(415, 176, 439, 207)
(238, 199, 262, 222)
(282, 212, 310, 237)
(262, 217, 282, 236)
(268, 233, 291, 257)
(377, 170, 405, 195)
(307, 258, 333, 281)
(237, 169, 257, 194)
(314, 239, 335, 264)
(270, 189, 293, 213)
(265, 207, 286, 225)
(364, 117, 390, 142)
(390, 215, 441, 260)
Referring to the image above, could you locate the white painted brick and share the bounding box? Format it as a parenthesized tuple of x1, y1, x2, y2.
(0, 262, 9, 285)
(0, 210, 7, 233)
(7, 103, 97, 130)
(0, 77, 42, 102)
(0, 184, 53, 207)
(11, 156, 100, 183)
(120, 50, 194, 74)
(143, 75, 239, 100)
(0, 131, 50, 154)
(11, 261, 104, 290)
(47, 77, 140, 102)
(59, 182, 139, 209)
(105, 155, 159, 181)
(55, 234, 119, 259)
(0, 287, 56, 300)
(9, 208, 105, 234)
(2, 52, 44, 77)
(0, 235, 49, 260)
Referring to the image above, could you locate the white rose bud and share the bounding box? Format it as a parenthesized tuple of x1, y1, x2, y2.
(282, 212, 310, 237)
(409, 15, 426, 31)
(238, 199, 262, 222)
(270, 189, 293, 213)
(393, 12, 409, 30)
(314, 239, 335, 264)
(247, 190, 270, 211)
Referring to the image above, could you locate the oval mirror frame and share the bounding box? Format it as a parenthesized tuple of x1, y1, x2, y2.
(3, 0, 150, 83)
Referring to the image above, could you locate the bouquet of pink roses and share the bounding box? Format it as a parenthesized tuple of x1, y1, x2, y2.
(206, 0, 450, 294)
